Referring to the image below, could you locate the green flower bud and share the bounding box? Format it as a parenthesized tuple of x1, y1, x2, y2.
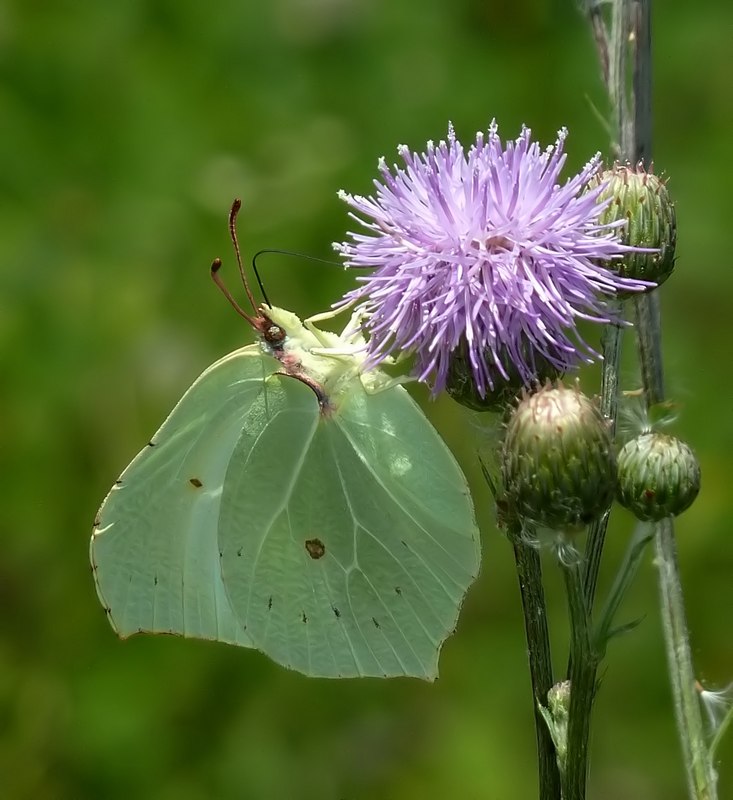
(590, 164, 677, 288)
(501, 383, 616, 530)
(547, 680, 571, 722)
(616, 433, 700, 521)
(539, 681, 571, 774)
(446, 338, 562, 413)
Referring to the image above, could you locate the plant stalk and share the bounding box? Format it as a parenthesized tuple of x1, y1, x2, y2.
(565, 3, 638, 797)
(562, 559, 598, 800)
(582, 306, 623, 609)
(480, 452, 561, 800)
(633, 292, 716, 799)
(626, 4, 715, 791)
(653, 516, 716, 799)
(510, 524, 562, 800)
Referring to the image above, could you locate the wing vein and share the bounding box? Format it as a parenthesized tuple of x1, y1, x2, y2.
(335, 419, 473, 582)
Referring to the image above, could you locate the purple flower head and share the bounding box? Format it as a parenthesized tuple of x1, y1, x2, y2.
(334, 122, 654, 396)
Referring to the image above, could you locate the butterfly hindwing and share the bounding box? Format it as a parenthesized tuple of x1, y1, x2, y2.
(217, 375, 480, 680)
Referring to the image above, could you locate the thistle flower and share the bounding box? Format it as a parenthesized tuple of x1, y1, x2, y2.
(334, 122, 654, 396)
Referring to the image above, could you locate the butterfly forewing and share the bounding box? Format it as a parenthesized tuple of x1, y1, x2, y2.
(91, 347, 279, 647)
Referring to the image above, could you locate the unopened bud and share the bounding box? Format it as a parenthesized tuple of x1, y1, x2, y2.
(591, 164, 676, 288)
(501, 383, 616, 529)
(616, 433, 700, 521)
(539, 681, 571, 774)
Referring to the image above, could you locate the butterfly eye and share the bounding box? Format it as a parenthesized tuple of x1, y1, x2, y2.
(263, 324, 286, 345)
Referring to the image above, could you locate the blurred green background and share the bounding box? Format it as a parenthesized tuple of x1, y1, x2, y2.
(2, 1, 732, 797)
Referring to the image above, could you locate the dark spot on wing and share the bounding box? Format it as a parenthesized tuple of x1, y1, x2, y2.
(372, 617, 380, 629)
(189, 477, 203, 488)
(268, 596, 273, 610)
(154, 574, 158, 586)
(104, 606, 112, 615)
(301, 612, 308, 623)
(332, 606, 341, 618)
(305, 538, 325, 559)
(115, 479, 123, 486)
(218, 550, 223, 558)
(93, 516, 100, 528)
(401, 540, 408, 548)
(394, 586, 402, 596)
(237, 547, 243, 557)
(148, 440, 156, 447)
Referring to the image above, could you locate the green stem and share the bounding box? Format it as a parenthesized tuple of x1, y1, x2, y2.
(562, 558, 598, 800)
(582, 0, 634, 614)
(633, 295, 717, 800)
(609, 0, 631, 158)
(582, 304, 623, 610)
(626, 3, 714, 790)
(566, 5, 634, 797)
(509, 524, 562, 800)
(632, 289, 664, 402)
(480, 454, 561, 800)
(655, 519, 716, 799)
(569, 1, 649, 792)
(622, 4, 716, 794)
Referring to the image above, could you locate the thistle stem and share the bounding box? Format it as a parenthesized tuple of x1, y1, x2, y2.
(482, 450, 561, 800)
(626, 5, 714, 786)
(654, 518, 716, 799)
(582, 0, 632, 613)
(510, 527, 562, 800)
(566, 4, 635, 798)
(562, 558, 598, 800)
(563, 0, 633, 800)
(582, 304, 623, 609)
(588, 0, 716, 793)
(633, 294, 716, 800)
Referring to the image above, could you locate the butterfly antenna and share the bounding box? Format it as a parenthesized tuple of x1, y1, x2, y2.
(250, 251, 272, 308)
(210, 258, 258, 327)
(228, 198, 260, 314)
(210, 199, 268, 328)
(251, 249, 343, 309)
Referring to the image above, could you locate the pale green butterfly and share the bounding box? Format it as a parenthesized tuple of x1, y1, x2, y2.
(91, 200, 480, 680)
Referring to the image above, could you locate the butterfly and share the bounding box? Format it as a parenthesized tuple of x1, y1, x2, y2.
(90, 200, 480, 679)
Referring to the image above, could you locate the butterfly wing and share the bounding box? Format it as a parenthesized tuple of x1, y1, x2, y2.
(218, 376, 480, 680)
(91, 346, 279, 647)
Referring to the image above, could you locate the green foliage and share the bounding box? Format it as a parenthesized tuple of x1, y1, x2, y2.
(2, 0, 732, 797)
